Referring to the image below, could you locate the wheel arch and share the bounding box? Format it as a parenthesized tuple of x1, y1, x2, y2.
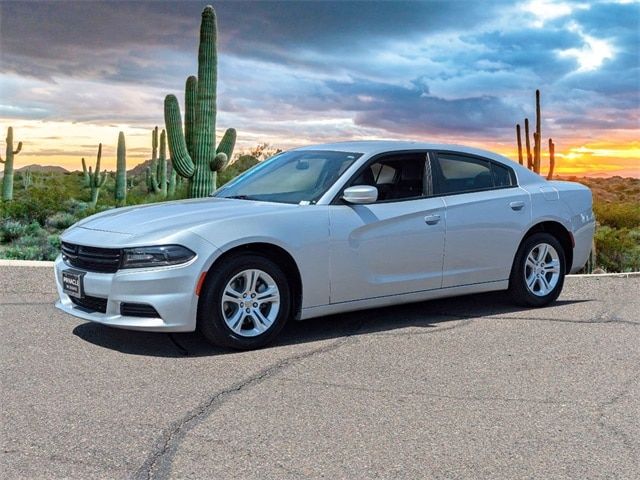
(518, 221, 574, 272)
(200, 242, 303, 320)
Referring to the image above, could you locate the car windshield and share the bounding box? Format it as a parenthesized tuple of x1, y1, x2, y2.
(213, 150, 362, 204)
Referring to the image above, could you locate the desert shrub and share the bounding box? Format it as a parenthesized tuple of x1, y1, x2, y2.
(45, 212, 77, 230)
(2, 230, 60, 261)
(63, 198, 90, 216)
(0, 219, 43, 242)
(0, 219, 28, 242)
(3, 245, 43, 261)
(594, 202, 640, 229)
(47, 234, 61, 253)
(595, 226, 640, 272)
(1, 183, 70, 224)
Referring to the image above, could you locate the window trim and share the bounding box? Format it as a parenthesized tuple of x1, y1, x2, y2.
(330, 149, 437, 205)
(430, 150, 518, 197)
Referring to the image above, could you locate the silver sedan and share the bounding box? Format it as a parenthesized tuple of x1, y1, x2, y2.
(55, 141, 595, 349)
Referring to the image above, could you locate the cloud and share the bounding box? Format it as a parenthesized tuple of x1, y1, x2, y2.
(0, 0, 637, 157)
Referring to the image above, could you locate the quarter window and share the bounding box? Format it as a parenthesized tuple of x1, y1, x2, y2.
(491, 162, 515, 187)
(434, 153, 515, 195)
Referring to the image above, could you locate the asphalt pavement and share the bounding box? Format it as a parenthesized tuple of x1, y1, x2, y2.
(1, 264, 639, 479)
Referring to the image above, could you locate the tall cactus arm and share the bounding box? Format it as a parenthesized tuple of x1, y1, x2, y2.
(547, 138, 555, 180)
(165, 94, 196, 178)
(185, 76, 197, 157)
(13, 142, 22, 155)
(81, 157, 90, 185)
(534, 89, 542, 174)
(516, 124, 523, 165)
(216, 128, 236, 159)
(210, 152, 228, 172)
(152, 126, 158, 162)
(524, 118, 533, 170)
(533, 132, 540, 173)
(95, 143, 102, 175)
(98, 171, 108, 187)
(193, 5, 218, 167)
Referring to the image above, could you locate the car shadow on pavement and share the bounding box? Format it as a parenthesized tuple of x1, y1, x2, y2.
(72, 291, 592, 358)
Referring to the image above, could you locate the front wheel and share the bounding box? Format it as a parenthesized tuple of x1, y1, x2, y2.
(508, 232, 566, 307)
(197, 254, 291, 350)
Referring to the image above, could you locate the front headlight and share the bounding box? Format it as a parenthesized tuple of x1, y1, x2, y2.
(121, 245, 196, 269)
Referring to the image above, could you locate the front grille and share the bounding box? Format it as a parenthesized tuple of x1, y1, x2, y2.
(61, 242, 122, 273)
(69, 295, 108, 314)
(120, 302, 160, 318)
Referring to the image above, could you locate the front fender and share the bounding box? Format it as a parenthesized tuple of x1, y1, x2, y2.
(191, 206, 331, 309)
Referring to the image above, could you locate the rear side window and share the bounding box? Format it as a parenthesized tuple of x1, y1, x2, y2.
(435, 154, 493, 194)
(491, 162, 515, 187)
(434, 153, 515, 195)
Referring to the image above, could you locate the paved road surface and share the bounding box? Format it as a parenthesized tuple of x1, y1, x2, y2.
(1, 265, 639, 479)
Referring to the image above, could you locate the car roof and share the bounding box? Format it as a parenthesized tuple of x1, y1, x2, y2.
(295, 140, 502, 160)
(293, 140, 544, 184)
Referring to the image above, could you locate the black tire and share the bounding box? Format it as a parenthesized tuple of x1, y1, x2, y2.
(197, 254, 291, 350)
(508, 232, 566, 307)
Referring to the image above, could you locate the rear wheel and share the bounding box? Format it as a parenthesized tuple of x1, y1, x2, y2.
(197, 254, 291, 350)
(508, 232, 566, 307)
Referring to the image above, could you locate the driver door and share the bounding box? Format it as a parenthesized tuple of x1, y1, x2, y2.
(328, 152, 445, 304)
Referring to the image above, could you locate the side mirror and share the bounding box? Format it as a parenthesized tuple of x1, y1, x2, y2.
(342, 185, 378, 204)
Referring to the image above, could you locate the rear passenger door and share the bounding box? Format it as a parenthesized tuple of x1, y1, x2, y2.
(432, 152, 530, 288)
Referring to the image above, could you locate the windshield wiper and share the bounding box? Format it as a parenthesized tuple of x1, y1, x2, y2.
(221, 195, 254, 200)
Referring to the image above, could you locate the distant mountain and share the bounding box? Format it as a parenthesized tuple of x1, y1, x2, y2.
(17, 164, 69, 173)
(128, 159, 156, 176)
(0, 164, 69, 179)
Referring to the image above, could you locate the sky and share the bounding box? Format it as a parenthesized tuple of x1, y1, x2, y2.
(0, 0, 639, 177)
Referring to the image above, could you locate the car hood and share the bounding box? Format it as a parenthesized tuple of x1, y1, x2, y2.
(74, 197, 296, 236)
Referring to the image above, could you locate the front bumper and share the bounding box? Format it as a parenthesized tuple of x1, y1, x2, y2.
(54, 249, 213, 332)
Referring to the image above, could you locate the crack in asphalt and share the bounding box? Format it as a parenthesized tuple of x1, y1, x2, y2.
(481, 314, 639, 327)
(595, 371, 640, 465)
(276, 377, 594, 407)
(134, 320, 366, 480)
(367, 317, 474, 337)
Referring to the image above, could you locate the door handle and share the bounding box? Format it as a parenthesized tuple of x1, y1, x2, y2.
(424, 214, 441, 225)
(509, 201, 525, 211)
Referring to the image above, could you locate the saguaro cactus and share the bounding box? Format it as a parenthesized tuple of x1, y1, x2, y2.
(0, 127, 23, 201)
(516, 90, 558, 178)
(81, 157, 90, 186)
(515, 124, 523, 165)
(547, 138, 555, 180)
(88, 144, 107, 206)
(149, 127, 168, 197)
(115, 132, 127, 206)
(164, 5, 237, 198)
(22, 168, 32, 189)
(534, 89, 542, 174)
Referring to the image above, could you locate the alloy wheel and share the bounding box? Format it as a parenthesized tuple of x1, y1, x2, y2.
(524, 242, 561, 297)
(221, 269, 281, 337)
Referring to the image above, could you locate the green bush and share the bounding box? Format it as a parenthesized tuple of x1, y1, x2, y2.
(45, 212, 78, 230)
(0, 219, 42, 243)
(595, 226, 640, 272)
(1, 219, 28, 243)
(594, 202, 640, 229)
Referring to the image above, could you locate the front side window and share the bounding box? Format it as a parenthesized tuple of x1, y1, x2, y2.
(349, 154, 427, 202)
(214, 150, 361, 204)
(434, 153, 514, 195)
